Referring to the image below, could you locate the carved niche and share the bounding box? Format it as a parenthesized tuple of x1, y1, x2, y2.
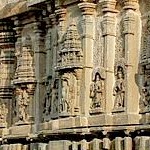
(59, 71, 78, 117)
(50, 71, 80, 119)
(12, 35, 35, 124)
(113, 63, 126, 112)
(56, 20, 83, 70)
(90, 68, 105, 114)
(139, 15, 150, 113)
(14, 84, 35, 124)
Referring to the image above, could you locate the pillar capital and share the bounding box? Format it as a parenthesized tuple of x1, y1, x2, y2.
(99, 0, 118, 13)
(55, 8, 67, 22)
(123, 0, 139, 10)
(78, 2, 96, 15)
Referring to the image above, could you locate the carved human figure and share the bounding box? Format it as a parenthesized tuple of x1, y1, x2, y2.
(0, 103, 8, 124)
(53, 80, 59, 113)
(113, 67, 125, 109)
(16, 88, 30, 122)
(59, 79, 70, 113)
(44, 82, 52, 116)
(90, 73, 104, 109)
(141, 85, 150, 111)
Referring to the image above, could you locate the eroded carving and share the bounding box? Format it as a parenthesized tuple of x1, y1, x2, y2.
(0, 103, 8, 126)
(59, 79, 70, 114)
(113, 66, 125, 110)
(16, 87, 30, 123)
(90, 68, 105, 114)
(57, 20, 83, 70)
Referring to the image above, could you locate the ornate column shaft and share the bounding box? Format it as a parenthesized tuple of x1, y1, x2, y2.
(0, 19, 15, 127)
(78, 2, 96, 115)
(33, 16, 46, 128)
(122, 0, 140, 115)
(44, 14, 52, 78)
(100, 0, 117, 114)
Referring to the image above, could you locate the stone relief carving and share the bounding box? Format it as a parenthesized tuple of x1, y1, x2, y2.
(115, 17, 125, 61)
(14, 35, 35, 82)
(140, 15, 150, 113)
(90, 68, 105, 114)
(141, 15, 150, 61)
(59, 79, 70, 114)
(113, 66, 125, 110)
(90, 73, 104, 109)
(93, 16, 104, 67)
(140, 84, 150, 113)
(0, 103, 8, 126)
(52, 79, 59, 115)
(16, 87, 30, 123)
(57, 20, 83, 70)
(43, 79, 52, 117)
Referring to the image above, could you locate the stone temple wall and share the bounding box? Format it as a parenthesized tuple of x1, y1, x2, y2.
(0, 0, 149, 149)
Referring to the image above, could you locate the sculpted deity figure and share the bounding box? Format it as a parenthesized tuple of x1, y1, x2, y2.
(59, 79, 70, 113)
(90, 73, 104, 109)
(113, 67, 125, 109)
(140, 85, 150, 112)
(44, 81, 52, 116)
(16, 88, 30, 122)
(53, 80, 59, 113)
(0, 103, 8, 124)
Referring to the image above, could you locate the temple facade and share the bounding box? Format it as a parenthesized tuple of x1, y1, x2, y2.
(0, 0, 149, 149)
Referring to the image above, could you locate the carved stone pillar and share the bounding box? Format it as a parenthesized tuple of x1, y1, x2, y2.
(12, 21, 36, 125)
(0, 19, 15, 128)
(113, 0, 140, 124)
(123, 0, 140, 117)
(100, 0, 117, 114)
(48, 14, 59, 119)
(78, 1, 96, 116)
(33, 17, 46, 128)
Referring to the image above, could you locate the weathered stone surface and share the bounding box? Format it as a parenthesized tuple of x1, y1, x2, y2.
(0, 0, 149, 149)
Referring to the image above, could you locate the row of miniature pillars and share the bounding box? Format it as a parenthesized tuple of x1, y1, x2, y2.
(1, 136, 150, 150)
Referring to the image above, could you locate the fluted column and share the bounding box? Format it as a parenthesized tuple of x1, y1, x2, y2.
(78, 1, 96, 116)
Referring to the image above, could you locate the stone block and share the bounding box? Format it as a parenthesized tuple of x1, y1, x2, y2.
(9, 125, 31, 136)
(48, 140, 71, 150)
(113, 114, 140, 125)
(59, 117, 75, 129)
(75, 117, 88, 127)
(88, 114, 112, 126)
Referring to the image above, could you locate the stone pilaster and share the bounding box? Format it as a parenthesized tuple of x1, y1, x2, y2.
(33, 17, 46, 129)
(0, 19, 15, 128)
(113, 0, 140, 125)
(123, 0, 140, 115)
(100, 0, 117, 114)
(78, 1, 96, 116)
